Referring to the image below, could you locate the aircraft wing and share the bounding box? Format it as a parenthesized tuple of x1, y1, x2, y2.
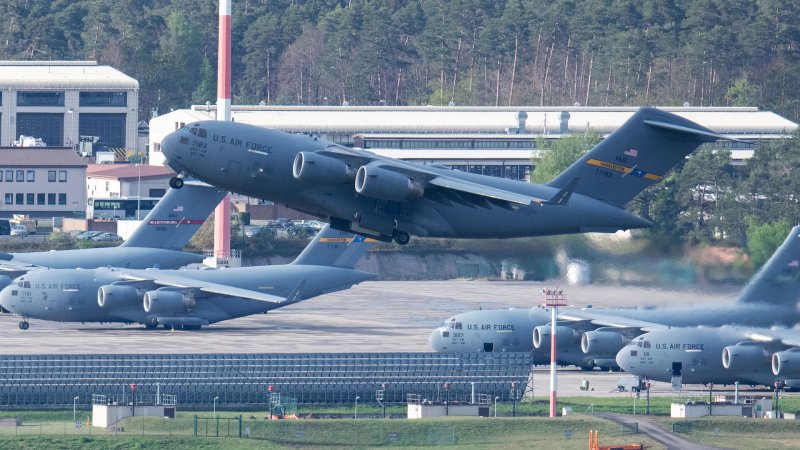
(725, 326, 800, 347)
(120, 270, 301, 304)
(559, 309, 667, 332)
(317, 145, 569, 206)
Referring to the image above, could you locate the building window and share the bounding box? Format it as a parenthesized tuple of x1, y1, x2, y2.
(4, 193, 11, 204)
(26, 170, 34, 182)
(58, 193, 67, 205)
(16, 113, 64, 146)
(48, 170, 56, 182)
(26, 193, 34, 205)
(17, 91, 65, 107)
(5, 170, 13, 182)
(47, 193, 56, 205)
(15, 170, 24, 182)
(79, 91, 127, 107)
(15, 193, 23, 205)
(37, 193, 45, 205)
(58, 170, 67, 182)
(0, 171, 3, 182)
(79, 113, 126, 148)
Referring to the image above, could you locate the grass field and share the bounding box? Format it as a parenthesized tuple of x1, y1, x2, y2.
(1, 396, 798, 449)
(0, 415, 660, 450)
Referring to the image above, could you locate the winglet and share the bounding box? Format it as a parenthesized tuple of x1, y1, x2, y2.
(545, 177, 579, 206)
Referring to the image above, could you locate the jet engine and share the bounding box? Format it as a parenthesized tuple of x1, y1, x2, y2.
(292, 152, 354, 184)
(721, 343, 770, 371)
(354, 163, 424, 202)
(97, 285, 141, 308)
(581, 330, 629, 355)
(772, 350, 800, 376)
(143, 290, 195, 314)
(533, 325, 581, 349)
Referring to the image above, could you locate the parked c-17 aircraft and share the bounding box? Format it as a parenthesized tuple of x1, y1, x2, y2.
(0, 183, 226, 293)
(430, 226, 800, 370)
(615, 325, 800, 389)
(160, 107, 730, 245)
(0, 225, 376, 330)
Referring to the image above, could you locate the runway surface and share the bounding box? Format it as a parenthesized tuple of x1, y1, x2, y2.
(0, 280, 738, 355)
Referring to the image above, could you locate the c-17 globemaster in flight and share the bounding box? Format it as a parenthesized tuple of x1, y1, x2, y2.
(0, 183, 227, 294)
(431, 226, 800, 370)
(160, 107, 731, 245)
(0, 225, 376, 330)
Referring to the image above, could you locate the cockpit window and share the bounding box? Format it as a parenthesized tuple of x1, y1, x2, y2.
(451, 322, 462, 330)
(197, 128, 207, 138)
(643, 340, 651, 348)
(189, 127, 198, 136)
(23, 281, 30, 288)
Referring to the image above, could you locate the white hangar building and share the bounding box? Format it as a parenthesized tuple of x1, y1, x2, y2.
(148, 105, 798, 181)
(0, 61, 139, 153)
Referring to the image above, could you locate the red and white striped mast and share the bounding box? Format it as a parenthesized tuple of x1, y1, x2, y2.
(542, 288, 567, 418)
(214, 0, 232, 261)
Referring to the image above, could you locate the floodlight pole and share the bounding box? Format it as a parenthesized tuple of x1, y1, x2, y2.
(543, 288, 566, 418)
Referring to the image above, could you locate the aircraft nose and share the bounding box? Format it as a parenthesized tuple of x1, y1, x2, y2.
(160, 132, 183, 170)
(429, 328, 443, 351)
(615, 345, 634, 372)
(0, 284, 17, 312)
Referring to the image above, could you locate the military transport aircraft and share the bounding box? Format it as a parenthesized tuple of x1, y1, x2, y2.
(430, 226, 800, 370)
(616, 325, 800, 389)
(160, 107, 731, 244)
(0, 225, 375, 330)
(0, 183, 226, 292)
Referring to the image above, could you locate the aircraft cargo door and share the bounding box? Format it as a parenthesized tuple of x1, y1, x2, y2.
(227, 160, 242, 179)
(671, 361, 682, 391)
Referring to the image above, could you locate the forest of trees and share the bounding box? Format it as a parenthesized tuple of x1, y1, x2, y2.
(2, 0, 799, 123)
(1, 0, 797, 250)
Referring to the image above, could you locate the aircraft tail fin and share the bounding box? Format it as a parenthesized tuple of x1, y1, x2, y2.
(547, 107, 726, 207)
(121, 182, 226, 250)
(291, 224, 375, 268)
(737, 226, 800, 305)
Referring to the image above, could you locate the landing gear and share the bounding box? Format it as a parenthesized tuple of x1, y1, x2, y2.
(168, 177, 184, 189)
(144, 323, 158, 330)
(182, 325, 202, 331)
(392, 230, 411, 245)
(18, 321, 29, 330)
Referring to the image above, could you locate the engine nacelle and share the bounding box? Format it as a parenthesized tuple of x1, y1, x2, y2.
(533, 325, 581, 349)
(772, 350, 800, 377)
(581, 330, 629, 355)
(721, 343, 769, 370)
(354, 163, 424, 202)
(292, 152, 354, 184)
(143, 290, 195, 314)
(97, 285, 141, 308)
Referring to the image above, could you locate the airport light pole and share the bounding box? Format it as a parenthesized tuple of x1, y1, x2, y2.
(494, 396, 500, 417)
(543, 288, 567, 418)
(136, 164, 141, 220)
(73, 396, 79, 424)
(354, 396, 360, 419)
(213, 396, 219, 419)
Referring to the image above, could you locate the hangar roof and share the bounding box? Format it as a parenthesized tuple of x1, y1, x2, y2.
(0, 61, 138, 90)
(181, 105, 797, 136)
(87, 164, 174, 181)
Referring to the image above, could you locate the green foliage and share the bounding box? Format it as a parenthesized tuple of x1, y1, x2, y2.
(745, 219, 791, 269)
(2, 1, 799, 120)
(529, 130, 601, 184)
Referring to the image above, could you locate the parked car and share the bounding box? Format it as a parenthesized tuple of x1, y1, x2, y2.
(74, 230, 105, 240)
(10, 225, 27, 237)
(90, 232, 122, 243)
